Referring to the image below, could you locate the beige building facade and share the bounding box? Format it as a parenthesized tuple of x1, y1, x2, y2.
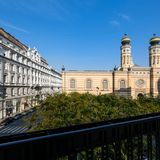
(62, 34, 160, 98)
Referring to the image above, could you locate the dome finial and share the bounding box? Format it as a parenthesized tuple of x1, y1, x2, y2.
(153, 33, 156, 36)
(124, 33, 127, 36)
(62, 65, 65, 71)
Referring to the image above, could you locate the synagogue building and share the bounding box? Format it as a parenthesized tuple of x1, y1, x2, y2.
(62, 34, 160, 98)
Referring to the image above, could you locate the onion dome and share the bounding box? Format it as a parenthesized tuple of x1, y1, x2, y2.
(121, 34, 131, 45)
(150, 34, 160, 45)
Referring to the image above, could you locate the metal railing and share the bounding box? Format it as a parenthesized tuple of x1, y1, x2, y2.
(0, 112, 160, 160)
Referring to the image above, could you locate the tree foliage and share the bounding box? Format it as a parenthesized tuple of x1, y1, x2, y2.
(29, 92, 160, 131)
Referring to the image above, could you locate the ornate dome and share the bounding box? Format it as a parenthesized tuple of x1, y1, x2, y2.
(121, 34, 131, 45)
(150, 34, 160, 45)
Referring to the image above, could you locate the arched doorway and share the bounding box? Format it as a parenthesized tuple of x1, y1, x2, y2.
(137, 93, 144, 98)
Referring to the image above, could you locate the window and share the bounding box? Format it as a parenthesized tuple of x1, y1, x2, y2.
(11, 88, 15, 96)
(17, 76, 21, 83)
(11, 53, 14, 60)
(23, 88, 25, 95)
(70, 79, 75, 89)
(86, 79, 92, 90)
(22, 77, 25, 84)
(18, 88, 20, 96)
(102, 80, 108, 90)
(27, 88, 29, 94)
(4, 75, 7, 83)
(4, 63, 8, 70)
(157, 56, 160, 64)
(127, 56, 129, 64)
(10, 64, 14, 72)
(27, 77, 29, 84)
(4, 88, 7, 97)
(153, 56, 155, 64)
(123, 56, 125, 64)
(22, 58, 24, 64)
(17, 66, 19, 73)
(11, 76, 14, 84)
(120, 80, 125, 89)
(22, 68, 24, 74)
(158, 80, 160, 92)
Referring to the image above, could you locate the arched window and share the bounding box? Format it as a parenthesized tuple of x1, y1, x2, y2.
(102, 80, 108, 90)
(11, 88, 14, 96)
(123, 56, 125, 64)
(158, 79, 160, 92)
(70, 79, 75, 89)
(127, 55, 129, 64)
(157, 56, 160, 64)
(153, 56, 155, 64)
(120, 80, 125, 89)
(86, 79, 92, 89)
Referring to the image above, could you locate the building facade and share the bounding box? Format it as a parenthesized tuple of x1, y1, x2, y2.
(62, 34, 160, 98)
(0, 28, 62, 119)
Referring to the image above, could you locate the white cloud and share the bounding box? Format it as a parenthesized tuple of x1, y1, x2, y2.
(0, 20, 29, 33)
(110, 20, 120, 26)
(118, 13, 130, 21)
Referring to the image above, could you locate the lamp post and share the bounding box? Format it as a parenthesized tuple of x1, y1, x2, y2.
(62, 65, 65, 92)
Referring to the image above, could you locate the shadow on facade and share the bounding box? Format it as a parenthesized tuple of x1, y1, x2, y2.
(114, 87, 132, 98)
(16, 101, 21, 112)
(6, 101, 13, 117)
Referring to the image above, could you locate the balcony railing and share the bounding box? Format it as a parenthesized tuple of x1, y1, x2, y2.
(0, 112, 160, 160)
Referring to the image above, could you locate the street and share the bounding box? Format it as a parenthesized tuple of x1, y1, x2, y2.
(0, 110, 34, 137)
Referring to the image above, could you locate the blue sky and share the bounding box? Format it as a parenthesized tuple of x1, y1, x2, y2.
(0, 0, 160, 71)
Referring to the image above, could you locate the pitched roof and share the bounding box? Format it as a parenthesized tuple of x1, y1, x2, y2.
(0, 28, 28, 51)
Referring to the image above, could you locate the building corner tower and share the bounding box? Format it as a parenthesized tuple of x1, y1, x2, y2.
(120, 34, 133, 71)
(149, 34, 160, 97)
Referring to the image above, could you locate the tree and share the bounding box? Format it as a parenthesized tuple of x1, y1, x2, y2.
(28, 92, 160, 131)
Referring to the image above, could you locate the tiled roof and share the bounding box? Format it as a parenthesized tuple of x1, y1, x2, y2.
(0, 28, 28, 51)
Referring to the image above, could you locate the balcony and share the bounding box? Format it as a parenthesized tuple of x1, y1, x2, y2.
(16, 83, 22, 86)
(4, 69, 8, 75)
(10, 70, 15, 74)
(0, 112, 160, 159)
(10, 82, 16, 85)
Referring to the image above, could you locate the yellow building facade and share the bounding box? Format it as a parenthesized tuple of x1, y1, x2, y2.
(62, 35, 160, 98)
